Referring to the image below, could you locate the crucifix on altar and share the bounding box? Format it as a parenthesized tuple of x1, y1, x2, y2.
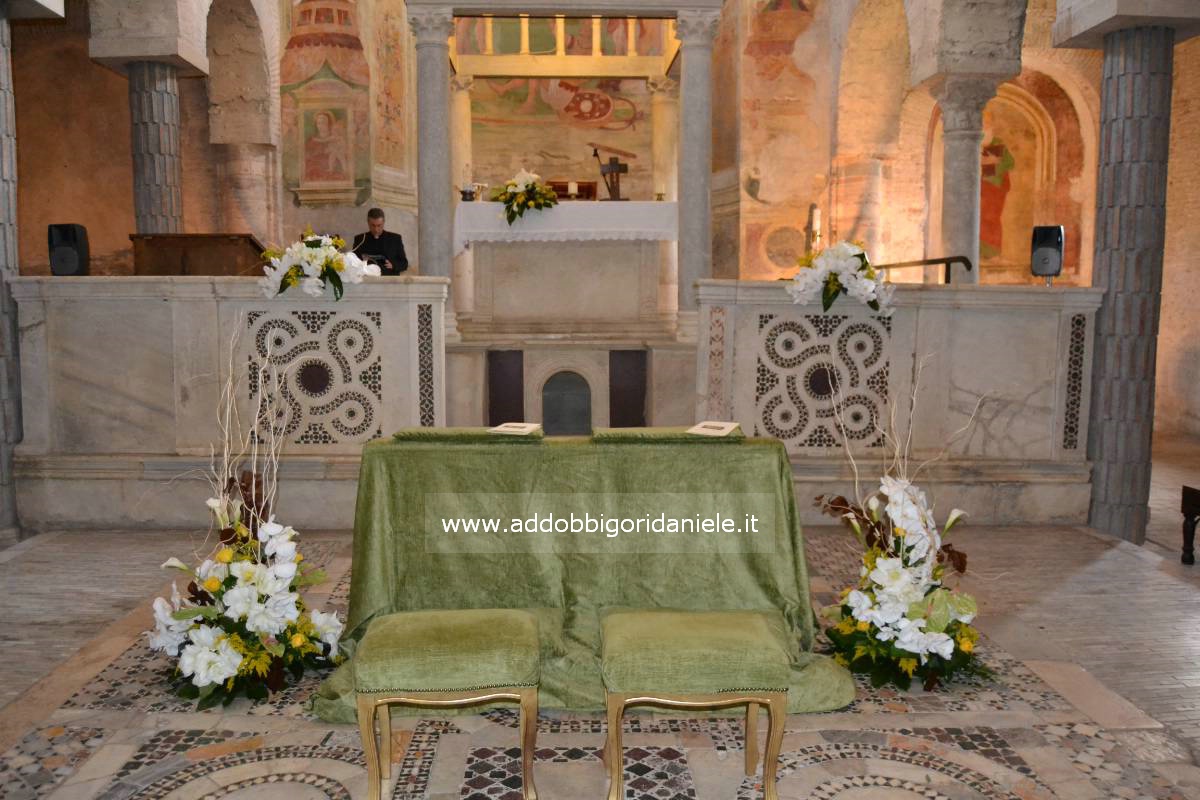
(591, 144, 634, 201)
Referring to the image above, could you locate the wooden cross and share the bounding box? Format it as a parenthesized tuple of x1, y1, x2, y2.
(598, 155, 629, 201)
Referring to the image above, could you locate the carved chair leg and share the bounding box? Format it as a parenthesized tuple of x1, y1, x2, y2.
(761, 694, 786, 800)
(356, 694, 382, 800)
(379, 702, 392, 779)
(519, 688, 539, 800)
(1183, 514, 1196, 565)
(605, 693, 625, 800)
(744, 701, 760, 776)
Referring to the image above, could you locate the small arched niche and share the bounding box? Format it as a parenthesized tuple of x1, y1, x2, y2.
(542, 371, 592, 436)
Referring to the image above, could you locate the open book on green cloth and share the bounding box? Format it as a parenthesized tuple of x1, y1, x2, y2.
(591, 424, 745, 442)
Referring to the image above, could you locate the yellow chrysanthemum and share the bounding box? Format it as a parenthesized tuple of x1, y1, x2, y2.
(898, 657, 918, 677)
(958, 637, 975, 653)
(834, 653, 849, 667)
(834, 617, 856, 635)
(203, 576, 221, 593)
(216, 547, 234, 564)
(855, 619, 870, 633)
(290, 633, 307, 648)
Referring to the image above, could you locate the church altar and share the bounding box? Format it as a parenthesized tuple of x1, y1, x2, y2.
(453, 201, 678, 255)
(309, 427, 854, 723)
(452, 201, 680, 339)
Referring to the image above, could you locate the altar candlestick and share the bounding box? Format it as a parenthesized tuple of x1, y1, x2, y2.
(568, 181, 578, 197)
(811, 204, 822, 247)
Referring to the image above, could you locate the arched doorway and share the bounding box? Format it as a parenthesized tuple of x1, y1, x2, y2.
(542, 372, 591, 435)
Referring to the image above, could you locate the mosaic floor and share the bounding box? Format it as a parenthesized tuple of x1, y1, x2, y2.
(2, 530, 1199, 799)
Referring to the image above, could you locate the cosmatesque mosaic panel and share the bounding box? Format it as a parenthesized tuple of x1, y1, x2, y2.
(245, 310, 383, 447)
(753, 313, 890, 451)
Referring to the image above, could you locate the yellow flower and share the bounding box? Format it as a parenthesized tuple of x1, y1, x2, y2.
(290, 633, 307, 649)
(527, 200, 535, 208)
(296, 553, 304, 563)
(898, 657, 918, 677)
(834, 653, 849, 667)
(958, 637, 975, 653)
(216, 547, 234, 564)
(332, 255, 345, 273)
(834, 617, 856, 635)
(203, 576, 221, 594)
(855, 619, 870, 633)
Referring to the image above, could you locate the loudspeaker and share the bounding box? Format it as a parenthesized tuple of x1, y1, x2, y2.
(48, 224, 89, 276)
(1031, 225, 1064, 278)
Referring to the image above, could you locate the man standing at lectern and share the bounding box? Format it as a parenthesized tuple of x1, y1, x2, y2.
(352, 208, 408, 275)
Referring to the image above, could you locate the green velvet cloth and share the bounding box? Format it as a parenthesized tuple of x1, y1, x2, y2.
(393, 427, 544, 444)
(355, 609, 540, 693)
(601, 609, 792, 694)
(311, 431, 855, 722)
(590, 426, 744, 443)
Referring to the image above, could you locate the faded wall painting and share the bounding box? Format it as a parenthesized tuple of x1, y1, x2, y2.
(739, 0, 824, 280)
(470, 77, 653, 199)
(280, 0, 372, 205)
(976, 69, 1085, 283)
(373, 1, 410, 171)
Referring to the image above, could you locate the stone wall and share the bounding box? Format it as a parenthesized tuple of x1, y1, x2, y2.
(11, 4, 224, 274)
(1156, 36, 1200, 437)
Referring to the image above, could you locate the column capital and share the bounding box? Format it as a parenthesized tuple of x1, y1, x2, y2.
(408, 7, 453, 44)
(1053, 0, 1200, 48)
(646, 76, 679, 97)
(675, 9, 720, 45)
(931, 75, 998, 134)
(450, 74, 474, 93)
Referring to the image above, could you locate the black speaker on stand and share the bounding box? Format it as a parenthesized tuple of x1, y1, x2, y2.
(1031, 225, 1063, 287)
(48, 224, 89, 276)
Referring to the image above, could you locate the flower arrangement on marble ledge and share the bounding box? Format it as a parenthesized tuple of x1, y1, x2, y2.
(787, 241, 895, 315)
(490, 168, 558, 225)
(819, 360, 987, 691)
(260, 225, 379, 300)
(146, 331, 344, 709)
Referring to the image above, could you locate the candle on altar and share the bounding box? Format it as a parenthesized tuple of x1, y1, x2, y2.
(568, 181, 578, 196)
(811, 205, 822, 244)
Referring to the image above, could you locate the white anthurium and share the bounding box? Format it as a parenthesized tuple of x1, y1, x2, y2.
(944, 508, 968, 533)
(866, 495, 881, 520)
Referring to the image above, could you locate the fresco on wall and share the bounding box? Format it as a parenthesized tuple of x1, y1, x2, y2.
(739, 0, 822, 279)
(470, 77, 652, 198)
(280, 0, 371, 205)
(374, 2, 409, 171)
(976, 70, 1085, 282)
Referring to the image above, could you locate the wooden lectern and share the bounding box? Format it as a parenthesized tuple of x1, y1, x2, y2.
(131, 233, 266, 277)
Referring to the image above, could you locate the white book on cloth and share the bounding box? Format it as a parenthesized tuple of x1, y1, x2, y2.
(686, 421, 741, 437)
(487, 422, 543, 436)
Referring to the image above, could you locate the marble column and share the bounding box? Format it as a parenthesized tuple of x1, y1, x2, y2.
(1087, 27, 1175, 544)
(0, 4, 19, 544)
(649, 77, 679, 318)
(409, 7, 454, 279)
(127, 61, 183, 233)
(649, 77, 678, 201)
(675, 10, 719, 316)
(932, 76, 996, 284)
(449, 74, 475, 323)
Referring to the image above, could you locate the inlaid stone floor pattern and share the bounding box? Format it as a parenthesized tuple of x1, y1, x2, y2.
(3, 527, 1200, 800)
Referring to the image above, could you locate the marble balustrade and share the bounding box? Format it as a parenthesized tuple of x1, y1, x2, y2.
(9, 276, 447, 531)
(697, 280, 1104, 524)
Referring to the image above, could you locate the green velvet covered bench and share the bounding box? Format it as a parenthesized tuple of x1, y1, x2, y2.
(354, 609, 541, 800)
(600, 609, 792, 800)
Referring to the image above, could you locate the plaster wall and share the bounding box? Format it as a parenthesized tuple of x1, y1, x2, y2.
(1156, 36, 1200, 436)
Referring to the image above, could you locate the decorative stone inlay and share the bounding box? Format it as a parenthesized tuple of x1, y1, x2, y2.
(247, 311, 383, 446)
(0, 726, 105, 799)
(706, 305, 728, 419)
(417, 303, 435, 426)
(1062, 314, 1086, 450)
(754, 313, 889, 451)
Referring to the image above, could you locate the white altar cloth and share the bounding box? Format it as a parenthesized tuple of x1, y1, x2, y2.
(453, 201, 677, 255)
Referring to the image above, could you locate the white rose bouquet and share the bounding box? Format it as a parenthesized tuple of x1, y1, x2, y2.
(147, 485, 344, 708)
(787, 241, 895, 316)
(490, 167, 558, 225)
(260, 225, 380, 301)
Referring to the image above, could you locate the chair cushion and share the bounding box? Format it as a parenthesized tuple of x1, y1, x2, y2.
(355, 609, 540, 693)
(600, 609, 793, 694)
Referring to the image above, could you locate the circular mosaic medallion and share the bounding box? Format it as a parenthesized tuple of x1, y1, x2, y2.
(202, 772, 350, 800)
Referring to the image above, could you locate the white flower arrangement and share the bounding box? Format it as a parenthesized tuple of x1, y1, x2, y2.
(787, 241, 895, 316)
(490, 167, 558, 225)
(260, 226, 380, 300)
(146, 323, 344, 708)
